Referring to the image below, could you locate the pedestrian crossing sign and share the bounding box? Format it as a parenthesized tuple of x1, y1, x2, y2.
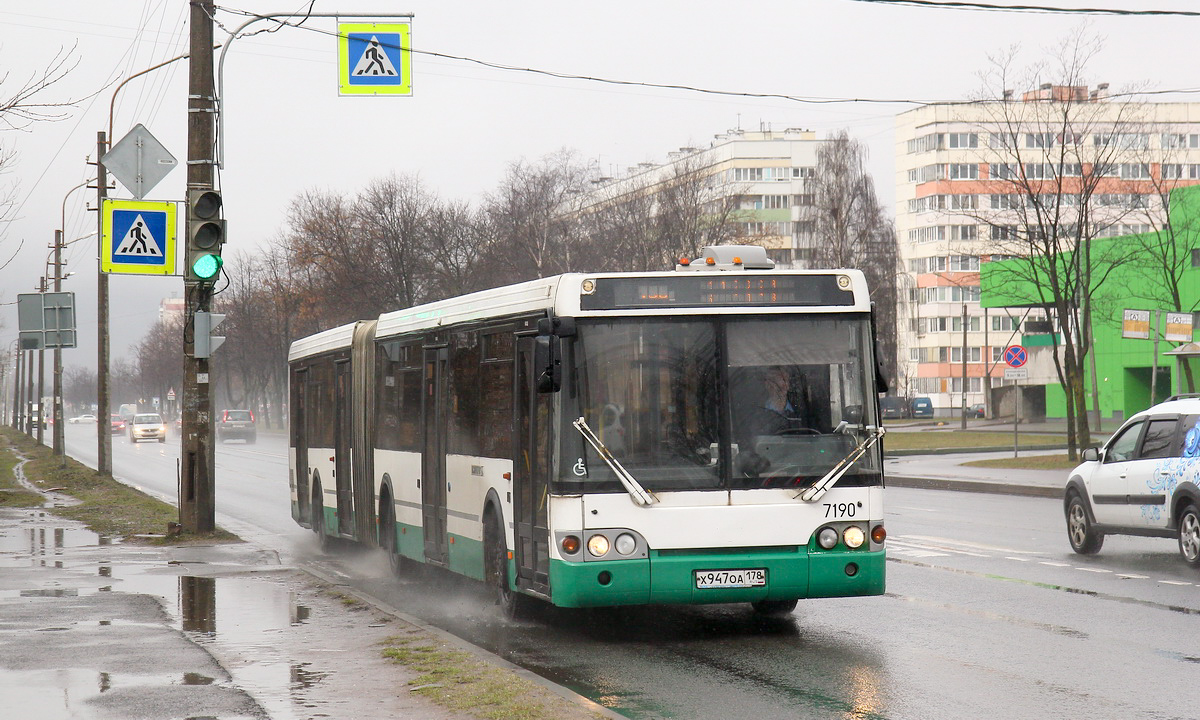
(101, 199, 177, 275)
(338, 22, 412, 96)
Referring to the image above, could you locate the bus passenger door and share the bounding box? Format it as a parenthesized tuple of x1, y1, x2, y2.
(292, 368, 309, 523)
(514, 337, 552, 593)
(422, 346, 450, 566)
(334, 360, 354, 536)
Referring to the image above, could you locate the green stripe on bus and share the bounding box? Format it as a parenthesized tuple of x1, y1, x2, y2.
(546, 547, 885, 608)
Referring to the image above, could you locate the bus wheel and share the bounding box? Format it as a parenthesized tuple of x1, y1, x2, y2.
(751, 599, 798, 616)
(485, 513, 529, 620)
(1066, 494, 1103, 555)
(312, 484, 331, 553)
(381, 498, 405, 577)
(1179, 503, 1200, 567)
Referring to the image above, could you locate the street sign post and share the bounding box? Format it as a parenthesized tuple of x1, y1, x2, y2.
(1003, 344, 1028, 458)
(101, 199, 178, 275)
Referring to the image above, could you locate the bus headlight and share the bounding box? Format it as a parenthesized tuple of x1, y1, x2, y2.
(817, 527, 839, 549)
(614, 533, 637, 555)
(561, 535, 581, 555)
(843, 526, 866, 549)
(587, 534, 610, 557)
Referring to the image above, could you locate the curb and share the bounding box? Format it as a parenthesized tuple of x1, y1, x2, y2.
(301, 563, 626, 720)
(887, 474, 1061, 498)
(887, 445, 1065, 457)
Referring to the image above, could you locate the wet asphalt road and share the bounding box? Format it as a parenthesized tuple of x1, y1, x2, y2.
(60, 425, 1200, 719)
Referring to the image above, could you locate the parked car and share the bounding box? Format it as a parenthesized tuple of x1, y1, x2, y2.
(69, 414, 97, 424)
(909, 397, 934, 418)
(1065, 395, 1200, 566)
(879, 396, 909, 419)
(217, 409, 257, 444)
(110, 415, 126, 435)
(966, 403, 986, 419)
(128, 413, 167, 443)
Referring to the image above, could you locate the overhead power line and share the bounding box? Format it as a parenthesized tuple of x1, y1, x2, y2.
(213, 4, 1200, 108)
(846, 0, 1200, 17)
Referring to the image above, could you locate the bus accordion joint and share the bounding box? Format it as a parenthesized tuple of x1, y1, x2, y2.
(796, 425, 886, 503)
(572, 416, 658, 507)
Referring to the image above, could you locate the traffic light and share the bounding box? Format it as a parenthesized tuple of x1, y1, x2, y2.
(187, 189, 225, 282)
(193, 311, 226, 359)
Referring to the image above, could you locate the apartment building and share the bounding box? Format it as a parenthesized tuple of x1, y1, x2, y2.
(580, 128, 826, 266)
(895, 86, 1200, 414)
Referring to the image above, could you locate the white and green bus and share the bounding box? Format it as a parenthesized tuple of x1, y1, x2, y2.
(288, 246, 887, 616)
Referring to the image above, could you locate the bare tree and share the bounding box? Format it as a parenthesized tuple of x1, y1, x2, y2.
(482, 150, 592, 281)
(966, 35, 1148, 458)
(804, 130, 900, 386)
(577, 152, 748, 272)
(1, 44, 79, 272)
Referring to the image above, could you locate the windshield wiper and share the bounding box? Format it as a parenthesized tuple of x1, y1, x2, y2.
(572, 417, 658, 507)
(795, 425, 885, 503)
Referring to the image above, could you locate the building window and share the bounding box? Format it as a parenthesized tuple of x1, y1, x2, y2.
(949, 255, 979, 271)
(949, 163, 979, 180)
(948, 133, 978, 149)
(1026, 132, 1055, 148)
(989, 163, 1018, 180)
(1163, 133, 1189, 149)
(949, 225, 977, 241)
(733, 167, 764, 182)
(1119, 163, 1151, 180)
(1163, 164, 1185, 180)
(908, 133, 945, 153)
(792, 167, 815, 179)
(762, 194, 790, 209)
(1192, 248, 1200, 268)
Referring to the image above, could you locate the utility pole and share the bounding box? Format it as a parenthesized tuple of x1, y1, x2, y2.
(961, 303, 968, 430)
(13, 345, 22, 430)
(25, 348, 35, 436)
(52, 230, 66, 463)
(37, 276, 47, 446)
(96, 131, 112, 476)
(181, 0, 218, 533)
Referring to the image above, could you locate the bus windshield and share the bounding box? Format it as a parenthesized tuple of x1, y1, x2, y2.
(570, 316, 881, 493)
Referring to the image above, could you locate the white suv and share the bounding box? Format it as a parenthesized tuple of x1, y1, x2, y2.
(1065, 396, 1200, 566)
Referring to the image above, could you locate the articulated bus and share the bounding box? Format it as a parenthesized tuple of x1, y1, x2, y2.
(288, 246, 887, 616)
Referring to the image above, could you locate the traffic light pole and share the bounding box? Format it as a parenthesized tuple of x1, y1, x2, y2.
(181, 0, 217, 534)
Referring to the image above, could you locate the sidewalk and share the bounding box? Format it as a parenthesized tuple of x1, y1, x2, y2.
(0, 486, 615, 719)
(886, 449, 1069, 498)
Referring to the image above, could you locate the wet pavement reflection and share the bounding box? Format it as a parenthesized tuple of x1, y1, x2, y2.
(0, 507, 332, 720)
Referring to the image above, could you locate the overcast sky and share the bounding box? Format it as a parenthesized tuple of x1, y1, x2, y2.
(3, 0, 1199, 373)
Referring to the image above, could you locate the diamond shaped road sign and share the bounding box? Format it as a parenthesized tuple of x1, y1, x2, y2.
(102, 124, 178, 200)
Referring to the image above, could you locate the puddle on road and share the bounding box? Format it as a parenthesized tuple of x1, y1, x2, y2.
(0, 512, 324, 720)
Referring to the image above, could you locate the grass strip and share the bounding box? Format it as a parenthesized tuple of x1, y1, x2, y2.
(883, 430, 1064, 451)
(381, 632, 603, 720)
(961, 453, 1079, 471)
(0, 427, 237, 544)
(0, 432, 45, 507)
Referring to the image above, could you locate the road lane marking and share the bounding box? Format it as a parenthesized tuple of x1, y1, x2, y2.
(1158, 580, 1193, 586)
(1116, 574, 1149, 579)
(1076, 567, 1111, 573)
(1039, 561, 1071, 567)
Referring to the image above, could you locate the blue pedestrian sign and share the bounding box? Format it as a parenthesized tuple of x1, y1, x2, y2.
(101, 199, 178, 275)
(1004, 345, 1028, 368)
(338, 23, 412, 96)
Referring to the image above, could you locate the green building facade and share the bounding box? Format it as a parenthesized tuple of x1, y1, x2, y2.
(980, 185, 1200, 422)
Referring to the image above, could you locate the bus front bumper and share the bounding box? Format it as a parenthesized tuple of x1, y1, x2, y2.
(548, 547, 885, 608)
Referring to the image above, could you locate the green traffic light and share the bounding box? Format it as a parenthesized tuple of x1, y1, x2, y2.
(192, 253, 223, 280)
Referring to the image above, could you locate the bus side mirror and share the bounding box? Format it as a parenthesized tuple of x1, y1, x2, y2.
(534, 335, 561, 393)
